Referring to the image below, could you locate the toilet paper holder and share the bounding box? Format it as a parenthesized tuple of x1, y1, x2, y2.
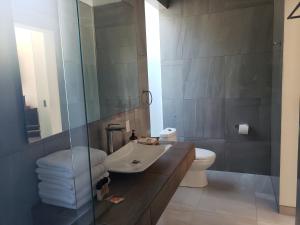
(234, 123, 250, 134)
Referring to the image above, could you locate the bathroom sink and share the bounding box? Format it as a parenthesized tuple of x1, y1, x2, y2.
(105, 142, 172, 173)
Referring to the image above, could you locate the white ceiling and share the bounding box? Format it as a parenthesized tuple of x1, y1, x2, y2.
(80, 0, 122, 7)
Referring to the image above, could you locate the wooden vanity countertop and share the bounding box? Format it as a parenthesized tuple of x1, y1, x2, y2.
(32, 142, 195, 225)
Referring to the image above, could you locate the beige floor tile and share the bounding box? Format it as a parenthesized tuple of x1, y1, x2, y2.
(170, 187, 203, 210)
(196, 173, 257, 220)
(157, 171, 296, 225)
(157, 206, 193, 225)
(256, 193, 295, 225)
(257, 203, 295, 225)
(196, 193, 257, 220)
(190, 210, 257, 225)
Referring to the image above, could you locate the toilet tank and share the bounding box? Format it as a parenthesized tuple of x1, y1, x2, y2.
(160, 128, 177, 142)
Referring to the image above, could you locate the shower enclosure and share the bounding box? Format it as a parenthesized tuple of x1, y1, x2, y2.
(0, 0, 95, 224)
(1, 0, 148, 223)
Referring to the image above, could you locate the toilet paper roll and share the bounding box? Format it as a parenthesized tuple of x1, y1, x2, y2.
(238, 124, 249, 135)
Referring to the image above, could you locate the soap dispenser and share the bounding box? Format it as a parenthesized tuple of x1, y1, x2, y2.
(129, 129, 138, 143)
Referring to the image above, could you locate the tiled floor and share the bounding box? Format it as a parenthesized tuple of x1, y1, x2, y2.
(157, 170, 295, 225)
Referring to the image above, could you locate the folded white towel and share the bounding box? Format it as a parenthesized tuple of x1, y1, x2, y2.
(36, 162, 107, 179)
(41, 193, 93, 209)
(38, 171, 109, 191)
(39, 184, 95, 205)
(36, 147, 107, 177)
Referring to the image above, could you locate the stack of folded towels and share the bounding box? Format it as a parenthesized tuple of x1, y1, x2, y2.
(36, 146, 108, 209)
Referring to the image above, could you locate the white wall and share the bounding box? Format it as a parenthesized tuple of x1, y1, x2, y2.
(15, 26, 62, 138)
(145, 1, 164, 137)
(43, 32, 63, 135)
(15, 27, 38, 108)
(279, 0, 300, 209)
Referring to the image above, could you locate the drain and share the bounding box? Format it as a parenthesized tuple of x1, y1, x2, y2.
(131, 160, 141, 164)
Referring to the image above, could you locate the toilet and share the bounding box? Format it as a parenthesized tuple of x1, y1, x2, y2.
(160, 128, 216, 188)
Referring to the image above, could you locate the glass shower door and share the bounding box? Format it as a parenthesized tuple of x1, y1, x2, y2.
(0, 0, 95, 224)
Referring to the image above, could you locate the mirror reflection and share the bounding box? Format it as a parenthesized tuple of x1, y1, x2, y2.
(79, 0, 140, 121)
(14, 0, 140, 143)
(14, 25, 64, 142)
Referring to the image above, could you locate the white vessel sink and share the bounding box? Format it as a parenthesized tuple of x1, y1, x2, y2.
(105, 142, 172, 173)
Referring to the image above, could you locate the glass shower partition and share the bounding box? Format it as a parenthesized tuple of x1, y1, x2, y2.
(0, 0, 95, 224)
(57, 0, 95, 224)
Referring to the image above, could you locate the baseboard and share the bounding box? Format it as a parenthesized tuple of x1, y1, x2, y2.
(279, 205, 296, 216)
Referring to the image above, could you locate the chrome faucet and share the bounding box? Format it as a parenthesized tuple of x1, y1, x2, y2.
(106, 123, 125, 154)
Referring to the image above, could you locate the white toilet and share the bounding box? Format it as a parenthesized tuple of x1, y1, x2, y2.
(160, 128, 216, 188)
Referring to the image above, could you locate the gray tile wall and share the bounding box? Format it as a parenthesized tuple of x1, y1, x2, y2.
(94, 1, 140, 119)
(79, 2, 101, 123)
(87, 0, 151, 152)
(159, 0, 274, 174)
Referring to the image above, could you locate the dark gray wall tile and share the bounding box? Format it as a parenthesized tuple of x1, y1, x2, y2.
(160, 14, 210, 60)
(183, 57, 225, 99)
(209, 0, 273, 13)
(161, 0, 210, 16)
(159, 16, 185, 60)
(225, 141, 271, 175)
(161, 64, 184, 99)
(88, 121, 101, 149)
(197, 98, 225, 138)
(0, 143, 45, 225)
(183, 99, 197, 137)
(181, 15, 210, 58)
(94, 2, 135, 28)
(183, 58, 211, 99)
(43, 132, 70, 155)
(135, 0, 147, 56)
(241, 5, 273, 54)
(183, 0, 209, 16)
(99, 45, 138, 65)
(224, 53, 272, 98)
(206, 9, 249, 56)
(95, 25, 136, 50)
(134, 106, 150, 137)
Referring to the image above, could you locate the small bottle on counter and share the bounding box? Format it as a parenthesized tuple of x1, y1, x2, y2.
(129, 129, 138, 143)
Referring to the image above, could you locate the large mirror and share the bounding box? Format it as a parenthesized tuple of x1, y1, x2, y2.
(13, 0, 87, 143)
(13, 0, 140, 143)
(14, 25, 64, 143)
(79, 0, 140, 121)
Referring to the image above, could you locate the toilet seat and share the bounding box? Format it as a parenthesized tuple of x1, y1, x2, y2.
(195, 148, 216, 161)
(159, 128, 217, 188)
(180, 148, 216, 188)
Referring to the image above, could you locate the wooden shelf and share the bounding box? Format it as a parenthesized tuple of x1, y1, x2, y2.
(32, 142, 195, 225)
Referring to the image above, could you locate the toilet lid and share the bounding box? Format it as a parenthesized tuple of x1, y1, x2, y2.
(195, 148, 216, 161)
(160, 128, 176, 138)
